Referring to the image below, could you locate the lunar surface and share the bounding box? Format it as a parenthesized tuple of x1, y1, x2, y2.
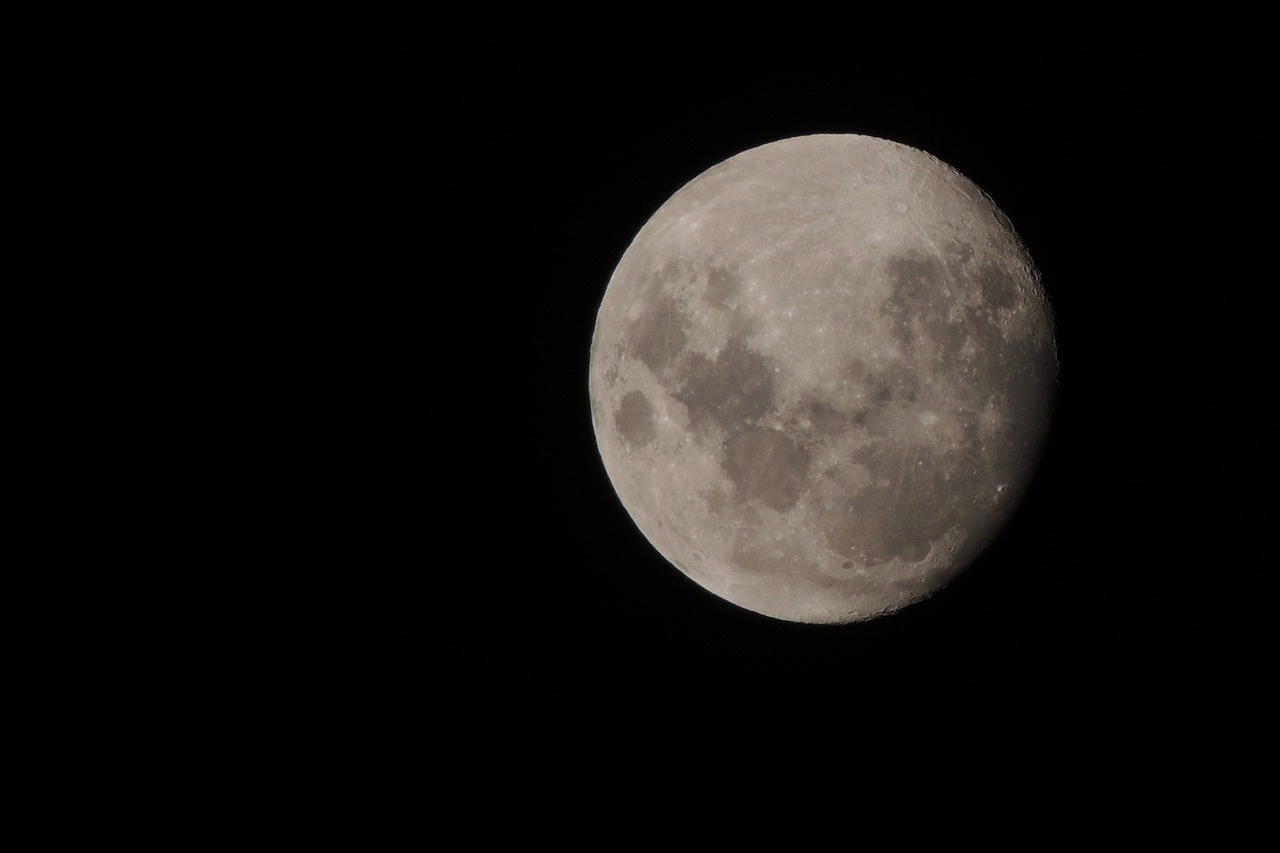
(588, 134, 1056, 623)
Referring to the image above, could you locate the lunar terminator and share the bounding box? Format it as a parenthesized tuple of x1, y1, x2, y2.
(589, 134, 1056, 623)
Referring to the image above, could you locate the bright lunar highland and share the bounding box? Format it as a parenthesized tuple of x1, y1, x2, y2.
(589, 134, 1056, 623)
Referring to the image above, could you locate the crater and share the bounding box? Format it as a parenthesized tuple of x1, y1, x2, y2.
(723, 426, 810, 513)
(614, 390, 657, 449)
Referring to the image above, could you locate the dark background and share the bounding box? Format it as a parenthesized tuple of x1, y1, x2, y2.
(387, 28, 1274, 690)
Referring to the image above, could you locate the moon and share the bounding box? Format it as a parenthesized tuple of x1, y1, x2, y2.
(588, 134, 1056, 623)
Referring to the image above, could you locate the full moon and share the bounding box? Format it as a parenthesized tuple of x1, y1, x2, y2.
(588, 134, 1056, 623)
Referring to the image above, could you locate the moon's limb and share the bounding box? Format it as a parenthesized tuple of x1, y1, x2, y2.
(589, 134, 1056, 623)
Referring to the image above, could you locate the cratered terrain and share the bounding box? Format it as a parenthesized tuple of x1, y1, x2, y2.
(589, 134, 1056, 623)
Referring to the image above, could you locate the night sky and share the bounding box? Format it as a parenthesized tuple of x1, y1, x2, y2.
(387, 28, 1275, 690)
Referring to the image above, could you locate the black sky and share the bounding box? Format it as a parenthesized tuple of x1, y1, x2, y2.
(387, 28, 1275, 690)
